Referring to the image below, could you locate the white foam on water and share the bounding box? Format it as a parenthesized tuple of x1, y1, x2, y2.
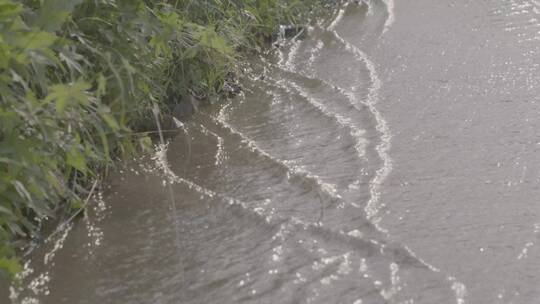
(381, 0, 395, 34)
(380, 262, 402, 300)
(489, 0, 540, 43)
(328, 8, 346, 31)
(267, 71, 368, 160)
(347, 229, 364, 238)
(149, 135, 289, 226)
(300, 26, 324, 75)
(83, 191, 108, 249)
(449, 277, 467, 304)
(43, 223, 73, 266)
(308, 40, 325, 74)
(328, 15, 392, 222)
(276, 26, 289, 67)
(359, 258, 368, 273)
(323, 6, 469, 302)
(270, 45, 374, 172)
(400, 244, 441, 273)
(198, 124, 225, 166)
(10, 223, 74, 304)
(312, 252, 352, 285)
(151, 143, 215, 199)
(517, 242, 534, 260)
(272, 245, 283, 262)
(516, 223, 540, 260)
(215, 100, 344, 205)
(283, 38, 302, 71)
(244, 66, 404, 295)
(172, 117, 184, 129)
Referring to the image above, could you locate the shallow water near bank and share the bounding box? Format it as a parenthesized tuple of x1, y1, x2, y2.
(2, 0, 540, 303)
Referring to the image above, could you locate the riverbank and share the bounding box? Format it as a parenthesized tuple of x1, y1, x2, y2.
(0, 0, 328, 278)
(2, 1, 435, 301)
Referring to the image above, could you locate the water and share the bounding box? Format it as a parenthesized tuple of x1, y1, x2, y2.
(2, 0, 540, 303)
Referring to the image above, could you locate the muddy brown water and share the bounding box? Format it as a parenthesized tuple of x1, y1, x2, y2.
(2, 0, 540, 303)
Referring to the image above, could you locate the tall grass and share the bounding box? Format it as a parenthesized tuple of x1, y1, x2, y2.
(0, 0, 328, 278)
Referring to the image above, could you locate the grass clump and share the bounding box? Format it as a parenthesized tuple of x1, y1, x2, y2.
(0, 0, 327, 279)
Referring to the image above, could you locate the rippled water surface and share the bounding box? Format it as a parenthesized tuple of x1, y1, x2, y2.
(3, 0, 540, 303)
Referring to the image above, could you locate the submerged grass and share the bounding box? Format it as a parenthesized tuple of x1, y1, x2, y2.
(0, 0, 331, 279)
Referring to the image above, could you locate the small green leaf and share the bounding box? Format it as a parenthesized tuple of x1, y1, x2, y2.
(97, 74, 107, 97)
(0, 257, 22, 278)
(66, 145, 87, 173)
(182, 46, 198, 59)
(30, 0, 84, 31)
(101, 113, 119, 131)
(44, 81, 91, 114)
(138, 136, 152, 152)
(0, 3, 21, 18)
(45, 171, 63, 194)
(210, 35, 232, 55)
(13, 31, 58, 51)
(69, 200, 83, 211)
